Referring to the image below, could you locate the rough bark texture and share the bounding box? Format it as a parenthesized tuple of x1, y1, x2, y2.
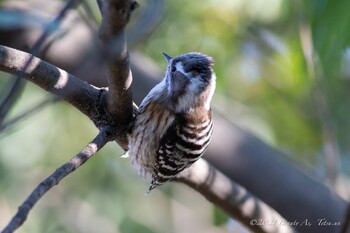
(178, 159, 296, 233)
(0, 45, 102, 119)
(98, 0, 137, 149)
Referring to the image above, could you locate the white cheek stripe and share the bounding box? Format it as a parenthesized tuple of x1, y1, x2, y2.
(204, 74, 216, 110)
(175, 62, 187, 75)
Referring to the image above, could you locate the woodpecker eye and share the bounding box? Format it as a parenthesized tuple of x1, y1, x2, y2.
(191, 69, 200, 76)
(171, 66, 176, 73)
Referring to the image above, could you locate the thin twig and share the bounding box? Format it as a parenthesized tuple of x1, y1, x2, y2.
(0, 77, 25, 124)
(0, 0, 79, 126)
(0, 97, 60, 134)
(29, 0, 79, 56)
(1, 128, 113, 233)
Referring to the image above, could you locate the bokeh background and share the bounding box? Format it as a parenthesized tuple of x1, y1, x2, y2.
(0, 0, 349, 232)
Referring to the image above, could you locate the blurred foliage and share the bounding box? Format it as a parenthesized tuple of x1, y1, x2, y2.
(212, 207, 229, 226)
(0, 0, 350, 233)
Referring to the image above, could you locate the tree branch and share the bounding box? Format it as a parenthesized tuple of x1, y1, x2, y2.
(1, 127, 113, 233)
(0, 45, 103, 124)
(178, 159, 296, 233)
(98, 0, 138, 149)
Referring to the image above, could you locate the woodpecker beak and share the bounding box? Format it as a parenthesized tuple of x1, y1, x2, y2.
(170, 70, 189, 94)
(162, 52, 172, 63)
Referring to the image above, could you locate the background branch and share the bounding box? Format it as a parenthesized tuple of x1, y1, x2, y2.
(0, 96, 59, 134)
(178, 159, 296, 233)
(1, 128, 112, 233)
(0, 77, 25, 125)
(0, 0, 78, 126)
(126, 0, 164, 47)
(341, 202, 350, 233)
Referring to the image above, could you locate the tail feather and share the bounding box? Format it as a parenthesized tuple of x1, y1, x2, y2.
(145, 178, 163, 194)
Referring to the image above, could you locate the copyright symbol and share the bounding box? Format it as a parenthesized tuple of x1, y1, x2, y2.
(250, 219, 257, 225)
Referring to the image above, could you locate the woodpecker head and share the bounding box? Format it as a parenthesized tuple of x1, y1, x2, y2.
(162, 52, 216, 113)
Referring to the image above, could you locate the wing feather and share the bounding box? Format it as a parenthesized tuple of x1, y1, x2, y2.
(147, 114, 213, 192)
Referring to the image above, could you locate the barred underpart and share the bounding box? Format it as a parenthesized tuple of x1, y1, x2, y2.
(148, 114, 213, 192)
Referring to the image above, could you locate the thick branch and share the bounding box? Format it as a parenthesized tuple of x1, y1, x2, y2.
(178, 159, 296, 233)
(98, 0, 138, 149)
(0, 45, 101, 122)
(1, 128, 113, 233)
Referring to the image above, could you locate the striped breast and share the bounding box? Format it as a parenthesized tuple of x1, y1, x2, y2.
(129, 99, 175, 179)
(148, 109, 213, 192)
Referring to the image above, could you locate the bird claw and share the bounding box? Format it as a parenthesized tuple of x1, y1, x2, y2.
(145, 183, 157, 195)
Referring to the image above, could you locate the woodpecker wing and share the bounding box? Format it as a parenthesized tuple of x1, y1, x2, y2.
(148, 112, 213, 192)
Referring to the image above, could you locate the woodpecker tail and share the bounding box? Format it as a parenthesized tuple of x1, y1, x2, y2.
(145, 178, 162, 195)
